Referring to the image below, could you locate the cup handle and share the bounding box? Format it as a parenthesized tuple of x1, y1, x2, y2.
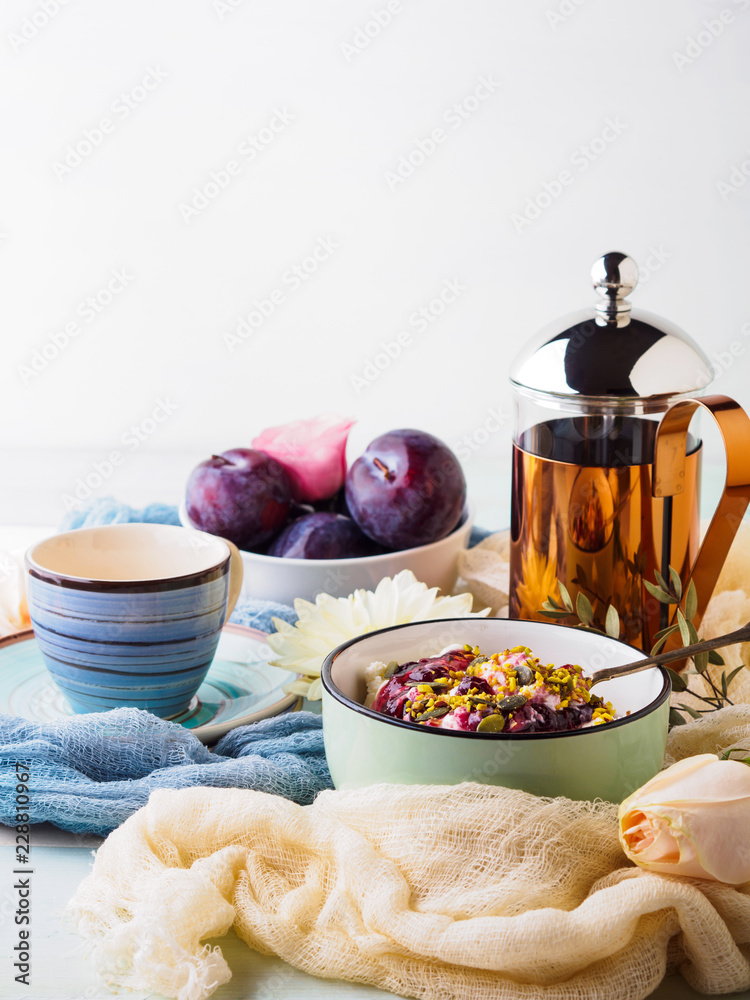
(653, 394, 750, 633)
(221, 539, 244, 623)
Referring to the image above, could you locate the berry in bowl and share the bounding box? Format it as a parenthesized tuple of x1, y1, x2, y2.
(321, 618, 671, 802)
(180, 420, 475, 605)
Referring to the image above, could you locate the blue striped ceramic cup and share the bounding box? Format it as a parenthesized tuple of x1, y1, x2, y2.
(25, 523, 243, 718)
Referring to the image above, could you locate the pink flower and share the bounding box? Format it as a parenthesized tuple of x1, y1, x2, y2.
(252, 415, 354, 503)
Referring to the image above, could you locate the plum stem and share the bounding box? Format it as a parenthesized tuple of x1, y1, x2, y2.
(211, 455, 231, 466)
(373, 457, 395, 481)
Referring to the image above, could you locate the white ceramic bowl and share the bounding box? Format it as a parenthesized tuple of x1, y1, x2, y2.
(179, 502, 475, 605)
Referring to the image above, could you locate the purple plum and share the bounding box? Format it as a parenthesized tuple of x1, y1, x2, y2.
(186, 448, 293, 551)
(345, 429, 466, 549)
(267, 512, 383, 559)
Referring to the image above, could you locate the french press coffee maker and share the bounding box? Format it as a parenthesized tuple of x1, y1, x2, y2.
(509, 251, 750, 650)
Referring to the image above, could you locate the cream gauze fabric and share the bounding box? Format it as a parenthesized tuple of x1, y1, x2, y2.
(69, 706, 750, 1000)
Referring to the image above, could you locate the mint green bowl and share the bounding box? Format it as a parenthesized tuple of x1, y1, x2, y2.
(321, 618, 671, 803)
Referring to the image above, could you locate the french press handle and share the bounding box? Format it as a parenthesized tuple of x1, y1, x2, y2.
(652, 394, 750, 633)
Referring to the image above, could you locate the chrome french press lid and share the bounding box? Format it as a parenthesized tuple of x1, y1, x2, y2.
(510, 252, 713, 413)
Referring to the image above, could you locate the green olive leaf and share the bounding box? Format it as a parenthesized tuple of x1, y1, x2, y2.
(669, 566, 683, 601)
(558, 581, 574, 613)
(685, 579, 698, 621)
(677, 609, 690, 647)
(725, 665, 746, 688)
(665, 666, 688, 692)
(693, 651, 709, 674)
(676, 702, 701, 719)
(575, 624, 606, 636)
(650, 633, 670, 656)
(650, 624, 680, 656)
(605, 604, 621, 639)
(644, 580, 674, 604)
(576, 591, 594, 626)
(653, 624, 680, 642)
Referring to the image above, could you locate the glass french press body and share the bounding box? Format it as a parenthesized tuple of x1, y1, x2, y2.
(509, 252, 750, 650)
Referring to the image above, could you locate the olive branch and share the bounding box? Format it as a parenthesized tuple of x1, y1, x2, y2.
(539, 568, 745, 728)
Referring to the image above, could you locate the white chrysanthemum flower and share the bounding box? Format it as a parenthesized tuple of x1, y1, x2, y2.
(268, 570, 490, 701)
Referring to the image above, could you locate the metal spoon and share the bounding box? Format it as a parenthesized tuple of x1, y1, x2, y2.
(588, 621, 750, 688)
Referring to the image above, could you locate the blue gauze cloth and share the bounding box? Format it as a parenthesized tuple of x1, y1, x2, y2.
(0, 709, 331, 836)
(60, 497, 182, 530)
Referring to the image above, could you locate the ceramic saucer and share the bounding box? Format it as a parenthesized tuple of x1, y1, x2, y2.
(0, 623, 299, 743)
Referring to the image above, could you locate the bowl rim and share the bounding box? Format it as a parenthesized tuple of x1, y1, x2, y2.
(178, 501, 475, 567)
(321, 617, 671, 740)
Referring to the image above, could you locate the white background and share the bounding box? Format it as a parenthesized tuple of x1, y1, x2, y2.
(1, 0, 749, 527)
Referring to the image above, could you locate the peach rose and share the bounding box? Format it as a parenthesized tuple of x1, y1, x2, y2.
(619, 753, 750, 885)
(252, 415, 354, 503)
